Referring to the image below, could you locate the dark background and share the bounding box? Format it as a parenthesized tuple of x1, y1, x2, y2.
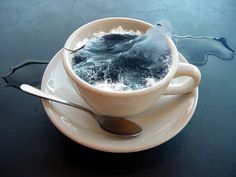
(0, 0, 235, 177)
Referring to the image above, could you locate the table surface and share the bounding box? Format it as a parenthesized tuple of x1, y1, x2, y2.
(0, 0, 235, 177)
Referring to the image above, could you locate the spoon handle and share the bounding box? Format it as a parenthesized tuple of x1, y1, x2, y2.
(20, 84, 96, 116)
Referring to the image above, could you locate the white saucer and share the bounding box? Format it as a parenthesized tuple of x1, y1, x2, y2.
(41, 49, 198, 153)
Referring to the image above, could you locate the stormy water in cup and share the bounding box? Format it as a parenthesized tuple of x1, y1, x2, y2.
(71, 27, 172, 91)
(1, 22, 235, 90)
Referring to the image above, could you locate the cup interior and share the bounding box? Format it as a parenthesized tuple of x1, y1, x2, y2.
(63, 17, 178, 95)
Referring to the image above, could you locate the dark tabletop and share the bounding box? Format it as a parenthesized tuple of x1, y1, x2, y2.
(0, 0, 235, 177)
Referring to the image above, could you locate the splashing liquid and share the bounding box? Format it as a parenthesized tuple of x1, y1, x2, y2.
(71, 27, 171, 91)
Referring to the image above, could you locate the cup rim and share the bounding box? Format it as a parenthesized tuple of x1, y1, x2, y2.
(62, 17, 178, 97)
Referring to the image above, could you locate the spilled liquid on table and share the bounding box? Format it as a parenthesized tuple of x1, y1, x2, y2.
(155, 20, 235, 65)
(1, 60, 48, 89)
(174, 35, 235, 65)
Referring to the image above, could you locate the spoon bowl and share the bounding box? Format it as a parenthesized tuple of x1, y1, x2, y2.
(20, 84, 143, 137)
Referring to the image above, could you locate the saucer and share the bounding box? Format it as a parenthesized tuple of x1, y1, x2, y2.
(41, 49, 198, 153)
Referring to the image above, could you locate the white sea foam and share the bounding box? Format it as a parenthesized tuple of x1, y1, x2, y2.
(93, 78, 161, 91)
(93, 80, 132, 92)
(74, 26, 141, 50)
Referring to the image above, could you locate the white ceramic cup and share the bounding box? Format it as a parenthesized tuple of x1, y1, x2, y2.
(63, 17, 201, 117)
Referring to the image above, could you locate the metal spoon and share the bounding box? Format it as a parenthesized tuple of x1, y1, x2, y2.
(20, 84, 142, 137)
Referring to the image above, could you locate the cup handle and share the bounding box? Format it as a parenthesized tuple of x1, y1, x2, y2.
(164, 63, 201, 95)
